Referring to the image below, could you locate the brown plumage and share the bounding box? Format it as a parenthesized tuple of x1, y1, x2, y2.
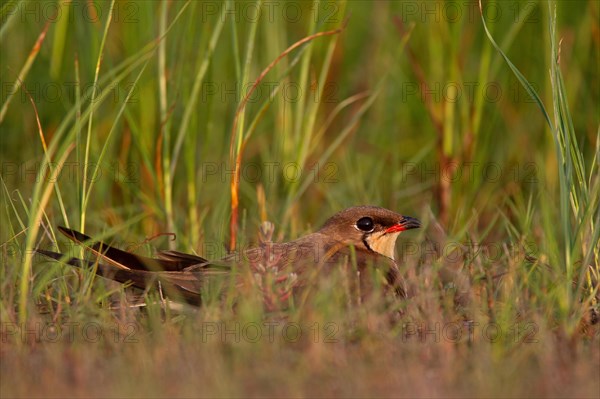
(37, 206, 420, 306)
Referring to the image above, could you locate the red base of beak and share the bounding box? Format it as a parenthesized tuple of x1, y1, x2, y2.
(384, 216, 421, 233)
(385, 224, 407, 233)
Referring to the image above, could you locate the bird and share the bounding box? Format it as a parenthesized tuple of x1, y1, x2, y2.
(37, 206, 421, 307)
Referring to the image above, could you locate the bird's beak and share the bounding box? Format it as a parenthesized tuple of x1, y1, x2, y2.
(384, 216, 421, 233)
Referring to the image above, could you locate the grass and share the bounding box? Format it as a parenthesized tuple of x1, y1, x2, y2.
(1, 0, 598, 398)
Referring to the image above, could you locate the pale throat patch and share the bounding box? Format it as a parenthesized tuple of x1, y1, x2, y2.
(365, 231, 401, 260)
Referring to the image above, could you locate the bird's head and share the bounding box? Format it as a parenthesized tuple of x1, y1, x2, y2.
(318, 206, 421, 260)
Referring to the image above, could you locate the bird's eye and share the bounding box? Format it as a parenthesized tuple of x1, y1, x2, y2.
(356, 217, 374, 232)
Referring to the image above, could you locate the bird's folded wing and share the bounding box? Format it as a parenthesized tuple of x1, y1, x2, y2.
(157, 250, 213, 268)
(57, 226, 205, 272)
(36, 248, 212, 303)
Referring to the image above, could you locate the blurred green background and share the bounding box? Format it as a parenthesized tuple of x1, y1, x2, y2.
(1, 1, 596, 245)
